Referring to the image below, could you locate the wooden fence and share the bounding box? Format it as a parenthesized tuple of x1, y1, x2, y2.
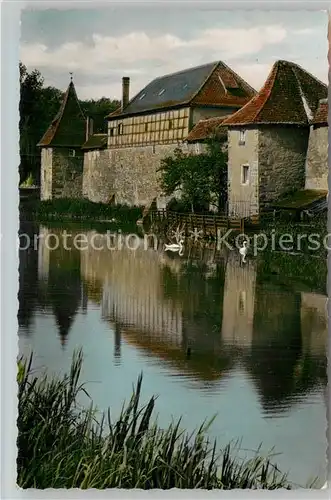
(149, 209, 248, 236)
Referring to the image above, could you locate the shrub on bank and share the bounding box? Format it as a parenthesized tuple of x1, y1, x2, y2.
(34, 198, 143, 223)
(17, 350, 291, 490)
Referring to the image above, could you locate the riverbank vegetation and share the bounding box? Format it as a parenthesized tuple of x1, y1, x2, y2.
(17, 351, 291, 489)
(22, 198, 142, 225)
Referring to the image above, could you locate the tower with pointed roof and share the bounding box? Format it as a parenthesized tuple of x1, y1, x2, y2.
(38, 78, 87, 200)
(221, 60, 327, 217)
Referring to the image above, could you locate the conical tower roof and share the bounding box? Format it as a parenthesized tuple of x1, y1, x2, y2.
(37, 79, 86, 147)
(222, 60, 327, 127)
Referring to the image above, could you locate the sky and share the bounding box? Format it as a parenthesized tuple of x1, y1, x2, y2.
(20, 4, 328, 101)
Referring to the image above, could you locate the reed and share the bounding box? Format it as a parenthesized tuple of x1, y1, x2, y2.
(17, 350, 291, 489)
(33, 198, 142, 224)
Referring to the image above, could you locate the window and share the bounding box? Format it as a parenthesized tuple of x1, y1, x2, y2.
(195, 143, 201, 154)
(158, 88, 165, 96)
(239, 130, 246, 145)
(168, 119, 173, 130)
(118, 123, 123, 135)
(145, 123, 149, 132)
(238, 291, 246, 314)
(241, 164, 249, 185)
(69, 149, 76, 157)
(109, 127, 115, 137)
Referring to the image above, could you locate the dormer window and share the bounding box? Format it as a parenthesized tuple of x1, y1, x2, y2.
(118, 123, 123, 135)
(239, 130, 246, 145)
(158, 89, 165, 96)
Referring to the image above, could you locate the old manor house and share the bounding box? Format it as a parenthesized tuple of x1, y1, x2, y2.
(38, 59, 328, 216)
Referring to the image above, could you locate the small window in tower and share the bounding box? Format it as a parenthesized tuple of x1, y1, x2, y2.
(239, 130, 246, 145)
(118, 123, 123, 135)
(69, 149, 76, 157)
(241, 164, 250, 185)
(238, 291, 246, 314)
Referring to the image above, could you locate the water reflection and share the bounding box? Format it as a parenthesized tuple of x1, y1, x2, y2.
(19, 225, 327, 411)
(17, 224, 327, 484)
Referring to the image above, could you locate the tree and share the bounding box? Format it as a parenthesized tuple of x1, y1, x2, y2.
(19, 63, 63, 184)
(159, 136, 228, 213)
(80, 97, 120, 133)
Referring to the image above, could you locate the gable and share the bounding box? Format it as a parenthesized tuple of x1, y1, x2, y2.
(38, 81, 86, 147)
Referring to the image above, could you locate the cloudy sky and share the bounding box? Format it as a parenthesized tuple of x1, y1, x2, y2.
(20, 4, 328, 100)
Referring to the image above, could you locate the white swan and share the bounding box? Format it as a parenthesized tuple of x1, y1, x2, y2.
(239, 240, 248, 263)
(164, 239, 184, 256)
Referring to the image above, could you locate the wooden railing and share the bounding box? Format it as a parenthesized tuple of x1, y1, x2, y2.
(148, 210, 248, 235)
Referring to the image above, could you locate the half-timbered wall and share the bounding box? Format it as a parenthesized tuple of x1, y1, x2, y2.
(108, 107, 190, 148)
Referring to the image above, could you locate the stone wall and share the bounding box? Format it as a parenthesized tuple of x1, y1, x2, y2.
(40, 148, 53, 200)
(305, 125, 328, 191)
(227, 127, 259, 217)
(258, 126, 309, 207)
(83, 143, 195, 208)
(40, 147, 84, 200)
(52, 148, 84, 199)
(83, 149, 115, 203)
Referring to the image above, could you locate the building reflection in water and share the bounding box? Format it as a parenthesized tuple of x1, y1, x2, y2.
(19, 226, 87, 347)
(18, 226, 327, 413)
(18, 220, 40, 332)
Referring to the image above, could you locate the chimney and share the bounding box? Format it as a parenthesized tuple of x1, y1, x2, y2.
(121, 77, 130, 112)
(85, 116, 94, 141)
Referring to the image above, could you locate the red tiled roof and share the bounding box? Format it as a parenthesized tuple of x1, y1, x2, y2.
(38, 81, 86, 147)
(107, 61, 256, 119)
(186, 116, 228, 142)
(311, 99, 328, 126)
(191, 64, 256, 108)
(222, 60, 327, 127)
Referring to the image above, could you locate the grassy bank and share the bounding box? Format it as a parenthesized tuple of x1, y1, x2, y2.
(21, 198, 143, 225)
(17, 351, 291, 489)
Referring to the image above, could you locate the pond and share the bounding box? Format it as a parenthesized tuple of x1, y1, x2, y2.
(18, 220, 327, 488)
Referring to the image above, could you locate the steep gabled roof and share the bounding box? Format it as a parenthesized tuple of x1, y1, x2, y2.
(222, 60, 328, 127)
(38, 80, 86, 147)
(186, 116, 228, 142)
(311, 98, 328, 126)
(81, 133, 108, 150)
(107, 61, 256, 119)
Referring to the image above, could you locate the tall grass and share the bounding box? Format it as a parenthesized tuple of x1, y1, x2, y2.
(33, 198, 142, 224)
(17, 350, 291, 489)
